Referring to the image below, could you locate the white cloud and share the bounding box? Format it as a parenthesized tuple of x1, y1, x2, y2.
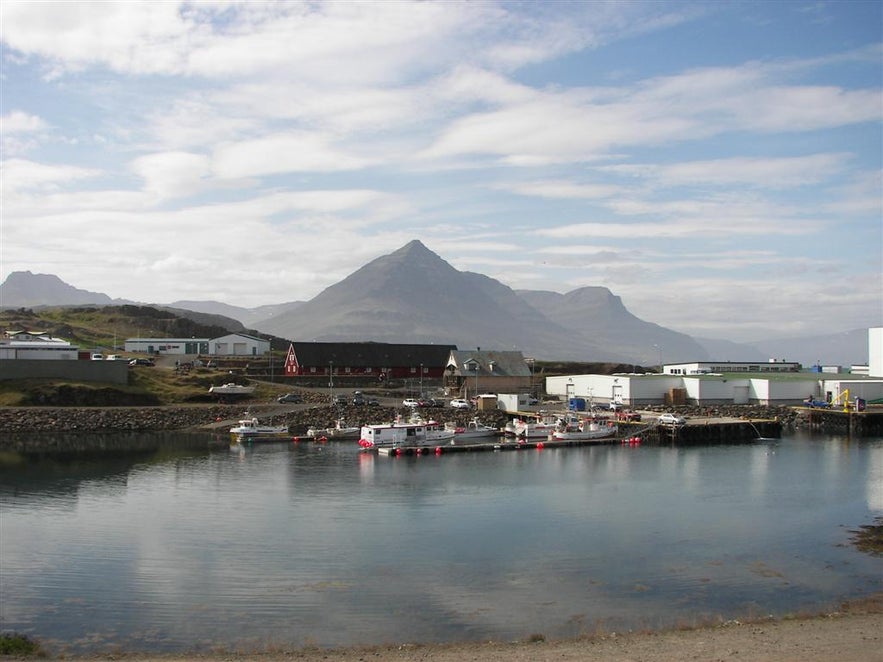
(1, 159, 100, 193)
(1, 110, 47, 133)
(212, 132, 374, 178)
(603, 153, 852, 189)
(130, 151, 211, 200)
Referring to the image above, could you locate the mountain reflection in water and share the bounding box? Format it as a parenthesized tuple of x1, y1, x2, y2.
(1, 430, 881, 656)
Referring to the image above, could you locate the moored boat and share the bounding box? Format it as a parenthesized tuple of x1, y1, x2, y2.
(446, 417, 500, 442)
(307, 419, 361, 440)
(358, 414, 454, 450)
(550, 416, 618, 441)
(506, 412, 561, 439)
(229, 414, 289, 442)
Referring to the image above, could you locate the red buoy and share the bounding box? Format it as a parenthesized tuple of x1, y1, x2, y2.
(435, 446, 443, 455)
(536, 441, 544, 450)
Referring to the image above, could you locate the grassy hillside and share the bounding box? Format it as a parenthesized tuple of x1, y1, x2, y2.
(1, 305, 237, 352)
(0, 306, 289, 406)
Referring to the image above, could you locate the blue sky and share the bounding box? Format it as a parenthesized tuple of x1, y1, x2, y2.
(1, 0, 880, 342)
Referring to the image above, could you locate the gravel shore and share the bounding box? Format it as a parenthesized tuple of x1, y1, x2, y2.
(37, 596, 883, 661)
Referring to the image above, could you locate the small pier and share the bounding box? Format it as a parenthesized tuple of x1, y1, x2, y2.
(797, 407, 883, 436)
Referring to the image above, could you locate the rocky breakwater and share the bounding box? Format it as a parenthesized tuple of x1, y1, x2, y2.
(0, 405, 242, 434)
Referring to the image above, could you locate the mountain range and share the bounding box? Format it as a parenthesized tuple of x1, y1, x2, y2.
(0, 241, 872, 365)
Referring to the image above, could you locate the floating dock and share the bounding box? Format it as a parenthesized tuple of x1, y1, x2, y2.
(374, 418, 783, 456)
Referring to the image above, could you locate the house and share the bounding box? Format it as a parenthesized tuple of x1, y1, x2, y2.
(1, 330, 79, 360)
(444, 350, 532, 398)
(283, 342, 455, 381)
(210, 333, 270, 357)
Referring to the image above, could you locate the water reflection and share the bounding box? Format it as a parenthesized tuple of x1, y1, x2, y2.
(0, 431, 881, 655)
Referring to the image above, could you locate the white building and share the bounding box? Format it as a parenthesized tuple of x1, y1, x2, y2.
(546, 371, 883, 407)
(210, 333, 270, 357)
(662, 360, 800, 375)
(0, 330, 79, 360)
(125, 338, 209, 355)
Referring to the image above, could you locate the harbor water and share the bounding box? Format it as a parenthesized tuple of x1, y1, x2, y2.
(1, 429, 881, 655)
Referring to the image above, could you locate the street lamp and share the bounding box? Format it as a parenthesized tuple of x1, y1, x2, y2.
(329, 360, 334, 403)
(653, 344, 662, 373)
(420, 363, 424, 398)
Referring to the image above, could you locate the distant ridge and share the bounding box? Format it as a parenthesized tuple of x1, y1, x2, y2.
(1, 245, 872, 364)
(254, 240, 678, 362)
(0, 271, 117, 307)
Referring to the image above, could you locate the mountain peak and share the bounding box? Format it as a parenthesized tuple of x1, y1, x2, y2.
(0, 271, 114, 307)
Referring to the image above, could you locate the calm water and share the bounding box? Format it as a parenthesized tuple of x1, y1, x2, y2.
(1, 430, 881, 655)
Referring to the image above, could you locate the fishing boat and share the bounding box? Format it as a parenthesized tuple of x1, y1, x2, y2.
(505, 412, 561, 439)
(307, 419, 361, 440)
(550, 416, 618, 441)
(445, 417, 500, 442)
(229, 414, 289, 442)
(358, 414, 454, 450)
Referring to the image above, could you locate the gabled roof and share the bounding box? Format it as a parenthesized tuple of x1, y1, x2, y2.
(292, 342, 455, 367)
(447, 350, 531, 377)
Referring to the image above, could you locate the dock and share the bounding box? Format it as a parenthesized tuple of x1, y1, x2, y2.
(374, 417, 783, 456)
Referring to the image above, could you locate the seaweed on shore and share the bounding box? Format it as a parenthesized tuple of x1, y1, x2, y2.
(850, 517, 883, 557)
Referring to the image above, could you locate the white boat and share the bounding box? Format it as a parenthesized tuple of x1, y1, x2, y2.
(446, 417, 500, 442)
(307, 419, 361, 440)
(209, 383, 255, 397)
(550, 416, 618, 441)
(358, 414, 454, 450)
(229, 415, 289, 442)
(506, 412, 561, 439)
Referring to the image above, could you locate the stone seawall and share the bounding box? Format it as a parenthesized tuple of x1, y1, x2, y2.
(0, 405, 242, 434)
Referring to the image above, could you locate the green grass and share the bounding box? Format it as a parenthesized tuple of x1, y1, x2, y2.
(0, 632, 44, 656)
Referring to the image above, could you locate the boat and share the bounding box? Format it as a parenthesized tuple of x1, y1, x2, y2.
(505, 412, 561, 439)
(209, 383, 255, 398)
(229, 414, 289, 442)
(550, 416, 618, 441)
(307, 419, 361, 440)
(358, 414, 454, 450)
(445, 417, 500, 442)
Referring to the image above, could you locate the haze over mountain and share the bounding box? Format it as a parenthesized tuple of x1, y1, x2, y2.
(165, 300, 304, 329)
(0, 242, 873, 365)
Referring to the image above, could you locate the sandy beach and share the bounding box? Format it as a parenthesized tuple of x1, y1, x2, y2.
(36, 595, 881, 662)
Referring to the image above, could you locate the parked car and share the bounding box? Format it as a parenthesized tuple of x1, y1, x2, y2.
(90, 353, 104, 361)
(608, 402, 622, 411)
(129, 358, 155, 367)
(334, 394, 348, 406)
(366, 398, 380, 406)
(352, 391, 366, 406)
(402, 398, 420, 408)
(657, 413, 687, 425)
(277, 392, 303, 404)
(449, 398, 471, 409)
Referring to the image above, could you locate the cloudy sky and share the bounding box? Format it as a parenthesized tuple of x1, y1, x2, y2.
(2, 0, 880, 342)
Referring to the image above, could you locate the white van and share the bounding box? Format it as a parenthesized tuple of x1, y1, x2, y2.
(91, 353, 104, 361)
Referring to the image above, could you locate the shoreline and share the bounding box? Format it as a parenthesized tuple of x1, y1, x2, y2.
(28, 595, 883, 661)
